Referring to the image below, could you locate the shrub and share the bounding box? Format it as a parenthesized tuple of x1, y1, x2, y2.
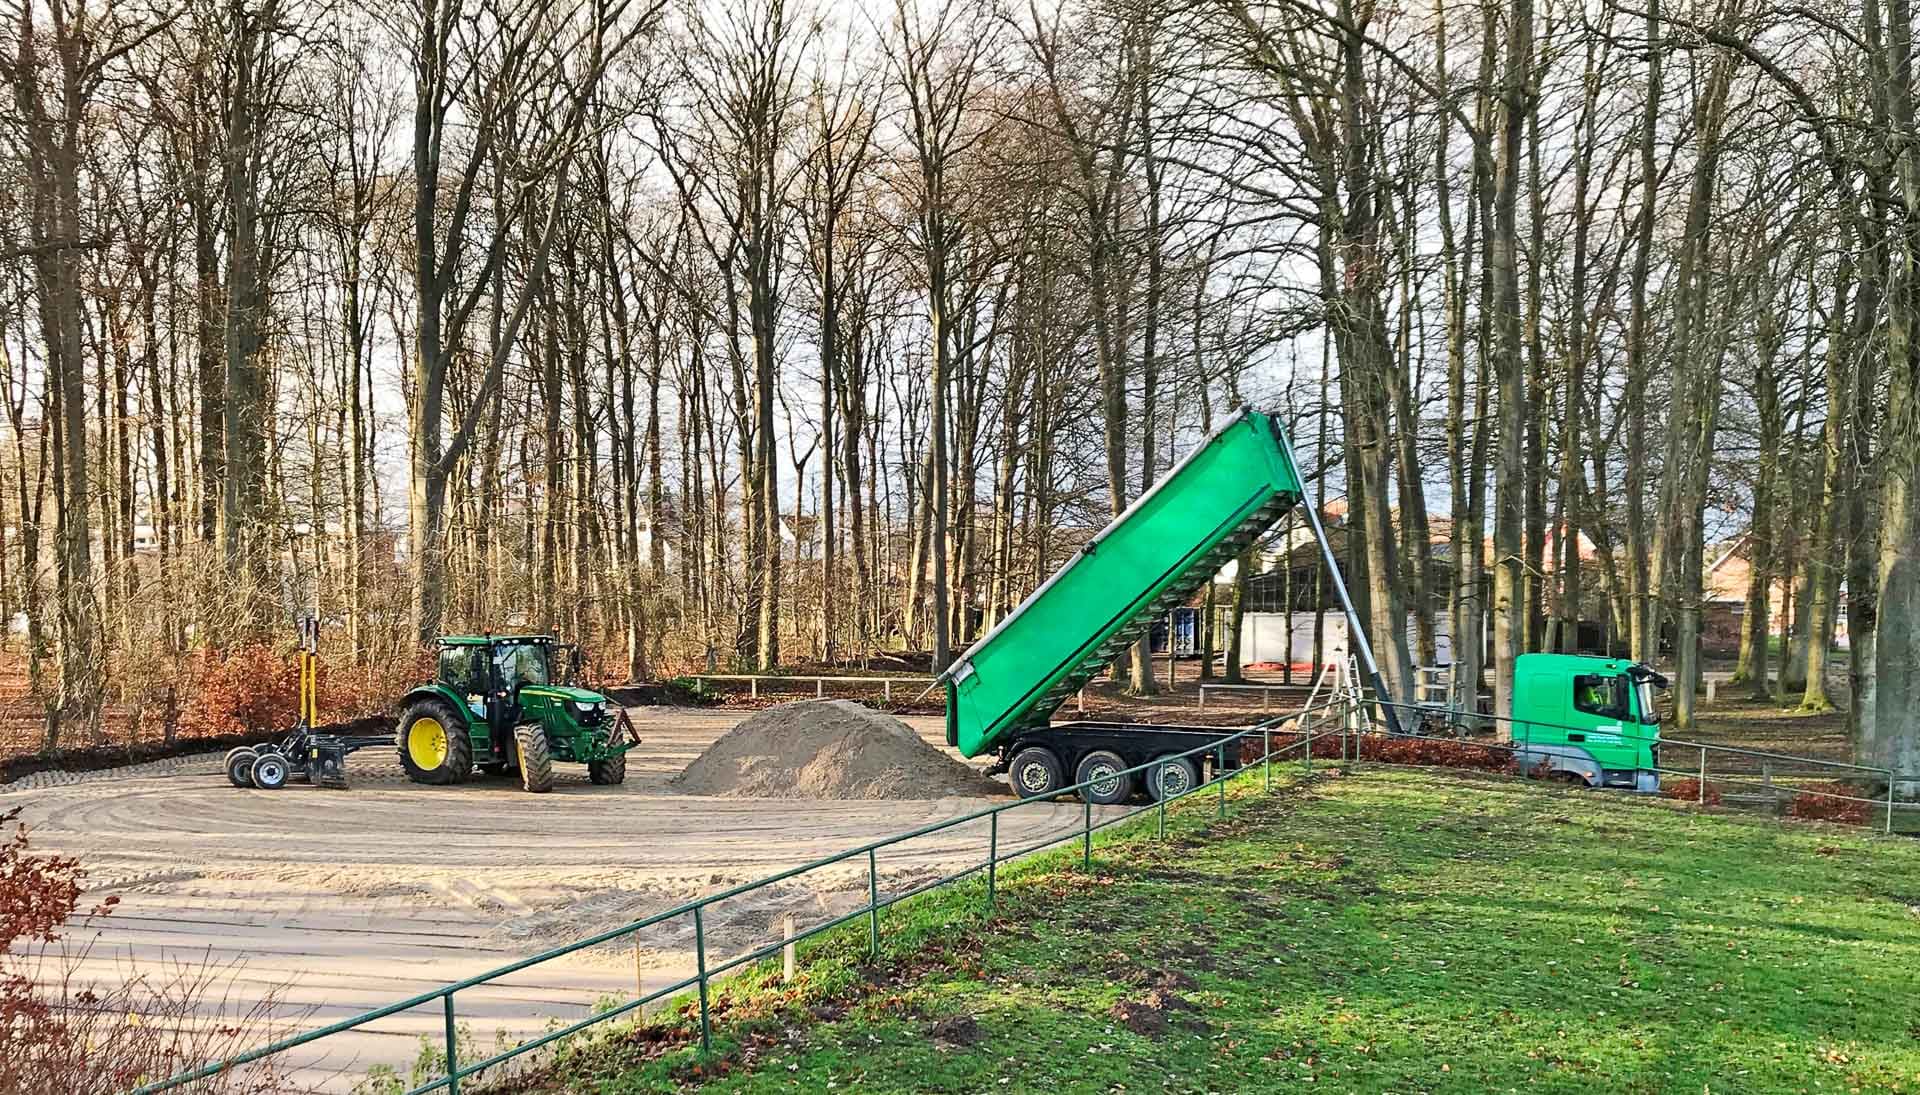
(1660, 778, 1723, 806)
(0, 808, 291, 1092)
(179, 645, 301, 739)
(1241, 732, 1518, 774)
(1785, 782, 1874, 825)
(666, 676, 724, 707)
(0, 807, 92, 968)
(179, 643, 437, 741)
(1358, 737, 1520, 773)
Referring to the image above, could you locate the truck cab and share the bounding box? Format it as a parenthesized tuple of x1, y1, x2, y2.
(1511, 653, 1665, 792)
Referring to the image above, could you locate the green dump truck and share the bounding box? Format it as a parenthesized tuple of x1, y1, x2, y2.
(939, 409, 1401, 803)
(1509, 653, 1665, 792)
(940, 407, 1666, 803)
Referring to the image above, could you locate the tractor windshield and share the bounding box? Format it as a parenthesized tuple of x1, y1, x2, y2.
(494, 643, 552, 691)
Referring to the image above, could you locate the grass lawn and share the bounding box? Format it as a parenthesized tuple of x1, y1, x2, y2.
(504, 766, 1920, 1094)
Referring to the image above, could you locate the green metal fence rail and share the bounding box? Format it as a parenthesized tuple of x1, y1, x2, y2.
(131, 700, 1345, 1095)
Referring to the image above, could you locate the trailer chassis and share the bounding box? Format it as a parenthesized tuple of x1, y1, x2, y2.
(992, 720, 1253, 805)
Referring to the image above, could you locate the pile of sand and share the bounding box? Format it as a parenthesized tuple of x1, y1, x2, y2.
(670, 700, 1003, 800)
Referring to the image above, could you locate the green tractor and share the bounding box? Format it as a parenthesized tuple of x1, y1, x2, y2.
(395, 635, 638, 794)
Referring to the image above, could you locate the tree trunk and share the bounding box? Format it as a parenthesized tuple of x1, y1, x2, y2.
(1488, 0, 1532, 723)
(1867, 0, 1920, 794)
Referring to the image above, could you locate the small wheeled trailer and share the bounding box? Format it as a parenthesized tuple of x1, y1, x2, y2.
(224, 617, 388, 790)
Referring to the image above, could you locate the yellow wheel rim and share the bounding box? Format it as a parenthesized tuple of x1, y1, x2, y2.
(408, 717, 449, 769)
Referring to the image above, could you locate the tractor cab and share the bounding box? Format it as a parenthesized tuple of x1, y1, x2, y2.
(397, 634, 636, 793)
(436, 636, 567, 722)
(1511, 653, 1666, 793)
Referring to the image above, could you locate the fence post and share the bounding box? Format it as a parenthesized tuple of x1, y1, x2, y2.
(867, 849, 881, 956)
(442, 991, 459, 1095)
(1304, 724, 1313, 776)
(1888, 779, 1897, 836)
(987, 811, 998, 907)
(782, 914, 797, 981)
(1264, 727, 1272, 792)
(1698, 747, 1707, 804)
(1198, 686, 1206, 711)
(693, 906, 712, 1051)
(1216, 745, 1227, 817)
(641, 925, 656, 998)
(1157, 791, 1166, 838)
(1262, 689, 1270, 713)
(750, 678, 759, 700)
(816, 678, 824, 699)
(1082, 796, 1092, 869)
(884, 680, 892, 703)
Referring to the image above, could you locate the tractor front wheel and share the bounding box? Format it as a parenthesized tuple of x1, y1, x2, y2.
(514, 724, 555, 793)
(588, 750, 626, 786)
(397, 699, 474, 785)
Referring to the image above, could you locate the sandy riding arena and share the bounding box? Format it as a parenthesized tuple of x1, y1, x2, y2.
(2, 706, 1094, 1089)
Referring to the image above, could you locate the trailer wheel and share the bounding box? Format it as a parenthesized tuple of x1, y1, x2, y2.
(588, 751, 626, 786)
(1147, 755, 1198, 801)
(515, 724, 555, 794)
(1008, 746, 1065, 799)
(397, 698, 474, 785)
(1074, 750, 1133, 805)
(250, 752, 290, 790)
(225, 747, 258, 789)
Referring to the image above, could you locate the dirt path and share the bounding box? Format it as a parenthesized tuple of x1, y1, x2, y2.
(2, 708, 1106, 1090)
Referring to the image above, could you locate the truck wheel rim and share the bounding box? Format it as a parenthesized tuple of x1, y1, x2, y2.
(409, 718, 449, 769)
(1018, 763, 1051, 793)
(1088, 764, 1120, 798)
(1160, 766, 1190, 796)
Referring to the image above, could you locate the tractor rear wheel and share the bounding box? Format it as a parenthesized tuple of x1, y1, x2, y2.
(588, 750, 626, 786)
(397, 699, 474, 785)
(514, 724, 555, 793)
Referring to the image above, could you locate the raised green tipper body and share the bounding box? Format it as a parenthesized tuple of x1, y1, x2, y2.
(945, 409, 1306, 759)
